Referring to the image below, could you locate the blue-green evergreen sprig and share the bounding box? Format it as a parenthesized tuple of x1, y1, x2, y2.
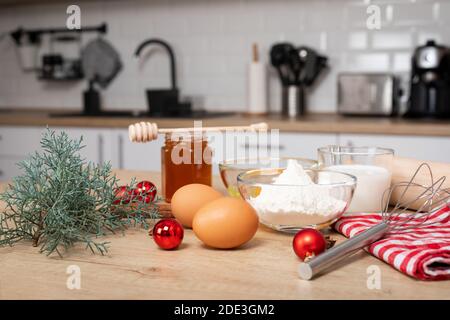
(0, 129, 159, 257)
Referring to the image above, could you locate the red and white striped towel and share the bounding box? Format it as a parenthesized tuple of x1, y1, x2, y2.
(334, 204, 450, 281)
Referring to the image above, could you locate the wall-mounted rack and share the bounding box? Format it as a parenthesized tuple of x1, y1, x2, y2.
(10, 22, 107, 45)
(9, 23, 108, 81)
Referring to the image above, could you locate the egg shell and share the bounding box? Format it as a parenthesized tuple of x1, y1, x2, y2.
(171, 184, 223, 228)
(193, 197, 259, 249)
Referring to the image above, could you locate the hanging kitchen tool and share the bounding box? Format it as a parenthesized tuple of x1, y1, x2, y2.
(10, 28, 40, 72)
(39, 33, 83, 80)
(81, 37, 122, 115)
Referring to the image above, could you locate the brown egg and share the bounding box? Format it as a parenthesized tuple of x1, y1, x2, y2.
(193, 197, 259, 249)
(171, 184, 223, 228)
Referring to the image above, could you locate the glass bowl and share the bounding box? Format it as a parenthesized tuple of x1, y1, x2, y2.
(237, 168, 356, 233)
(318, 145, 394, 213)
(219, 157, 317, 197)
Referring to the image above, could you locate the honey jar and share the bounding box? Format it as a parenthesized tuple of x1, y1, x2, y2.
(161, 133, 212, 202)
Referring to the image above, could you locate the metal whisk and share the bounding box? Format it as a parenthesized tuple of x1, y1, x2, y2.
(298, 163, 450, 280)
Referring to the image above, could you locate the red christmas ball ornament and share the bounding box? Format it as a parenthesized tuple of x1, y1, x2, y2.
(292, 228, 327, 261)
(141, 194, 154, 203)
(152, 219, 184, 250)
(133, 180, 157, 203)
(113, 186, 131, 204)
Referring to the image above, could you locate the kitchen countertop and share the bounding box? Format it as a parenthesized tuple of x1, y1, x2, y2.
(1, 108, 450, 136)
(0, 170, 448, 300)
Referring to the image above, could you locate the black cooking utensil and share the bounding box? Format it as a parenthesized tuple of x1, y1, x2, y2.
(311, 55, 328, 85)
(288, 47, 303, 85)
(270, 42, 296, 86)
(299, 47, 317, 86)
(296, 46, 328, 86)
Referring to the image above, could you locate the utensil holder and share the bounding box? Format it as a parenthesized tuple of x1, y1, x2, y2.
(282, 85, 305, 118)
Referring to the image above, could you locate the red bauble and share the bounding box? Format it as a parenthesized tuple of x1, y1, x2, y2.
(113, 186, 131, 204)
(141, 194, 153, 203)
(133, 180, 157, 203)
(152, 219, 184, 250)
(292, 228, 327, 261)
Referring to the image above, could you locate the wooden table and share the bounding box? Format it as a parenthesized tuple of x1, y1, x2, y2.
(0, 170, 449, 300)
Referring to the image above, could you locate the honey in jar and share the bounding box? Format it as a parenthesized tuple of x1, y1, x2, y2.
(161, 133, 212, 202)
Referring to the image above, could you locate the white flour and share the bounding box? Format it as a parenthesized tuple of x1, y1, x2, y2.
(249, 160, 347, 227)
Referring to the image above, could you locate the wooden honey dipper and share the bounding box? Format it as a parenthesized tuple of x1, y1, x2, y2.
(128, 121, 269, 143)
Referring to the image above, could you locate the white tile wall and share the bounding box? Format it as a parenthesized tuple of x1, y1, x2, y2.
(372, 31, 413, 49)
(393, 52, 412, 72)
(346, 52, 391, 72)
(0, 0, 449, 113)
(348, 31, 369, 50)
(392, 1, 437, 26)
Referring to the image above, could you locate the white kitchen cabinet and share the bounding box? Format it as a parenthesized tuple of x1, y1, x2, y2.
(0, 126, 42, 157)
(0, 127, 44, 181)
(0, 126, 112, 163)
(53, 127, 110, 164)
(338, 134, 450, 163)
(205, 132, 337, 174)
(210, 132, 337, 162)
(208, 131, 276, 164)
(113, 131, 337, 173)
(1, 124, 449, 182)
(0, 126, 116, 181)
(278, 133, 338, 159)
(0, 157, 25, 181)
(114, 129, 164, 171)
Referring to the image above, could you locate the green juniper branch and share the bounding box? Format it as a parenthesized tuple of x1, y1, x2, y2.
(0, 129, 160, 257)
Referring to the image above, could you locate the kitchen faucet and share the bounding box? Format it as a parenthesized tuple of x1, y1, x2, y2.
(135, 38, 177, 90)
(135, 38, 189, 116)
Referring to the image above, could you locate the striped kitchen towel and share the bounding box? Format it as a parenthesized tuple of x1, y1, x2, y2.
(334, 204, 450, 281)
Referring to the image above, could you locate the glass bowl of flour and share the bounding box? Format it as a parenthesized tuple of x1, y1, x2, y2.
(237, 160, 356, 233)
(219, 157, 317, 198)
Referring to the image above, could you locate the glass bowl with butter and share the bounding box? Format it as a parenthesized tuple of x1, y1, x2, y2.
(219, 157, 317, 198)
(237, 160, 356, 233)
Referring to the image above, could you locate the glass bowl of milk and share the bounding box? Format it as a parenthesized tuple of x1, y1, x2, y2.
(318, 146, 394, 213)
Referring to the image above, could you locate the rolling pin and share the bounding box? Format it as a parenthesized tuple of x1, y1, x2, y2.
(390, 157, 450, 210)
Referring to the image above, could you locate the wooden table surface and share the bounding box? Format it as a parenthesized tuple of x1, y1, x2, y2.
(0, 170, 449, 300)
(1, 108, 450, 136)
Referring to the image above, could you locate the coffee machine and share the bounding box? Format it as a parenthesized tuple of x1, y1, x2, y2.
(405, 40, 450, 119)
